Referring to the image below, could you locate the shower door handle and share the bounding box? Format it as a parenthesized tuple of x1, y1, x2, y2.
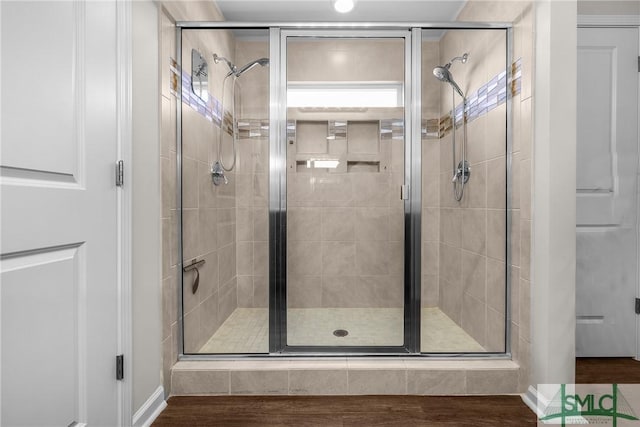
(183, 258, 206, 294)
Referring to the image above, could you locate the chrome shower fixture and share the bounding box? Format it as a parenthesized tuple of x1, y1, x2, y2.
(213, 53, 237, 76)
(449, 53, 469, 65)
(432, 53, 469, 99)
(212, 53, 270, 175)
(213, 53, 269, 78)
(236, 57, 270, 77)
(433, 52, 470, 201)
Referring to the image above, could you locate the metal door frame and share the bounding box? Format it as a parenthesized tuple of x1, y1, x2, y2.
(174, 22, 513, 358)
(270, 28, 416, 354)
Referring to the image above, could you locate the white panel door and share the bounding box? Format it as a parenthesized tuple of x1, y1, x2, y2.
(576, 27, 639, 357)
(1, 1, 119, 425)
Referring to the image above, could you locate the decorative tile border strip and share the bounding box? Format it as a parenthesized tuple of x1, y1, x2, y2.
(381, 119, 405, 141)
(170, 57, 522, 141)
(438, 57, 522, 138)
(422, 119, 441, 140)
(237, 119, 270, 139)
(170, 58, 232, 135)
(328, 120, 347, 140)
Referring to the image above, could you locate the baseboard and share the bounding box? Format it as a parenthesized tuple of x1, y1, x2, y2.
(132, 386, 167, 427)
(521, 385, 544, 418)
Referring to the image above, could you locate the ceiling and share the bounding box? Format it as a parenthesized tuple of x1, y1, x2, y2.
(214, 0, 467, 23)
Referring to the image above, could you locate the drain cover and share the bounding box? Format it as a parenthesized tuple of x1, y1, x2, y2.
(333, 329, 348, 337)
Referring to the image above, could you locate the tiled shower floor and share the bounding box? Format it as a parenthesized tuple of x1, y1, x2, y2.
(199, 307, 484, 354)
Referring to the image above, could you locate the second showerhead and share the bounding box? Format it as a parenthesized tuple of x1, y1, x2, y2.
(213, 53, 269, 78)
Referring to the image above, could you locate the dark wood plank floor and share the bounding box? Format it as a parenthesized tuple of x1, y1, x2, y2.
(153, 395, 536, 426)
(576, 357, 640, 384)
(154, 359, 640, 426)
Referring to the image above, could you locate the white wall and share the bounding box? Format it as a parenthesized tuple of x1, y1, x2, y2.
(530, 0, 577, 396)
(132, 0, 162, 414)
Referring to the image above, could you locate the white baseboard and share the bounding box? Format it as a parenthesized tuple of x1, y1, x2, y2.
(132, 386, 167, 427)
(521, 385, 544, 418)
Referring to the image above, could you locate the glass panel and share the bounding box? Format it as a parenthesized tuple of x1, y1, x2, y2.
(180, 29, 270, 354)
(420, 29, 508, 353)
(285, 37, 406, 347)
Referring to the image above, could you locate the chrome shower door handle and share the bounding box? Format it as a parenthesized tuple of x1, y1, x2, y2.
(192, 267, 200, 294)
(183, 258, 206, 295)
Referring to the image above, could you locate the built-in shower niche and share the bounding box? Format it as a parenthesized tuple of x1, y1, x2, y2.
(291, 119, 390, 174)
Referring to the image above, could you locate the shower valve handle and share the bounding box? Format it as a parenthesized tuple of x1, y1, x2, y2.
(452, 161, 471, 183)
(211, 161, 228, 186)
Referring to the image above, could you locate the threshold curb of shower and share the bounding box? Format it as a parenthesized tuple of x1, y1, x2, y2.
(177, 353, 513, 361)
(172, 358, 519, 370)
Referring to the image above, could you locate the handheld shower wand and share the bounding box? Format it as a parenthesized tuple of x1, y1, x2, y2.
(210, 53, 270, 185)
(433, 53, 470, 201)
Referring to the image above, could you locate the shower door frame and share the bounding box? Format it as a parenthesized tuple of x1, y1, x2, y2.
(270, 28, 420, 354)
(174, 22, 513, 358)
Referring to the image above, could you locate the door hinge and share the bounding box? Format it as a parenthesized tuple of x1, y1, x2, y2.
(636, 298, 640, 315)
(116, 354, 124, 380)
(638, 56, 640, 72)
(115, 160, 124, 187)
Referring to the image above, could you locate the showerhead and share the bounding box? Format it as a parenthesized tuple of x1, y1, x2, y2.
(214, 54, 269, 78)
(433, 52, 469, 99)
(433, 65, 465, 98)
(235, 58, 270, 77)
(433, 65, 452, 82)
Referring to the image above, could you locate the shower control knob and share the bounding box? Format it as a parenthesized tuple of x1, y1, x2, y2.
(211, 161, 228, 186)
(452, 160, 471, 184)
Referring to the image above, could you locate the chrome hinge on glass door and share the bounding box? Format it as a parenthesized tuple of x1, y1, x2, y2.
(401, 184, 409, 200)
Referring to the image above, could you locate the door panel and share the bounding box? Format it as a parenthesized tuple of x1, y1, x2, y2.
(283, 35, 407, 349)
(1, 246, 84, 426)
(576, 27, 639, 356)
(1, 2, 78, 177)
(1, 1, 119, 424)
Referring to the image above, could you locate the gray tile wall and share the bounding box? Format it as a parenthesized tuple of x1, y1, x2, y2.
(234, 41, 270, 309)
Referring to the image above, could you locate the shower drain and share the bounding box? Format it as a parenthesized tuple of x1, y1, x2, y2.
(333, 329, 349, 337)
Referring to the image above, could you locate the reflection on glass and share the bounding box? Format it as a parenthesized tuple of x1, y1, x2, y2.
(191, 48, 209, 101)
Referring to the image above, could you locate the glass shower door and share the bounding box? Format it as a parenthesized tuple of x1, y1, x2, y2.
(282, 34, 408, 349)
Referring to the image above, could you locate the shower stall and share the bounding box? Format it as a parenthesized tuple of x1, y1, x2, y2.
(175, 23, 512, 357)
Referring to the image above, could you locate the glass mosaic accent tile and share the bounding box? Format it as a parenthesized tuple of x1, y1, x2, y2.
(437, 57, 522, 138)
(170, 57, 523, 142)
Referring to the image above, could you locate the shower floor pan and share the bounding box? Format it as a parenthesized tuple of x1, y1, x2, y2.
(198, 307, 484, 354)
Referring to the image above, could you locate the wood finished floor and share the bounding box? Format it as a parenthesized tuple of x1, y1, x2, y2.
(153, 358, 640, 426)
(152, 395, 536, 427)
(576, 357, 640, 384)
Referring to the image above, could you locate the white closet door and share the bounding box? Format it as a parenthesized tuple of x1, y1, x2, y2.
(1, 1, 119, 424)
(576, 27, 639, 357)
